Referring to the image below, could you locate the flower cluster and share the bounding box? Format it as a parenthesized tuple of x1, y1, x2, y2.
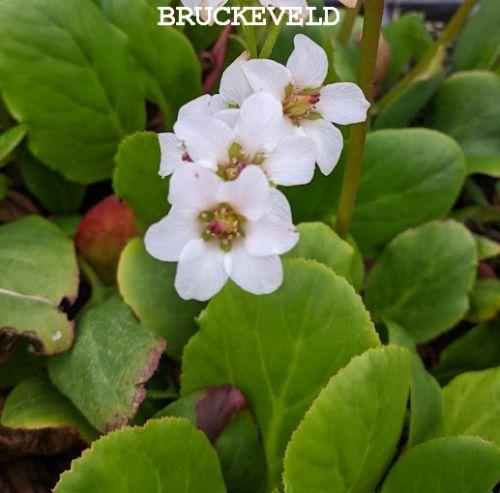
(146, 34, 369, 301)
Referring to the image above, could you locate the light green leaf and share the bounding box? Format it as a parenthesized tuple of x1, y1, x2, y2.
(453, 0, 500, 71)
(284, 222, 363, 291)
(0, 0, 145, 183)
(117, 238, 202, 360)
(467, 155, 500, 177)
(181, 260, 380, 489)
(432, 367, 500, 447)
(283, 346, 411, 493)
(434, 320, 500, 384)
(0, 124, 26, 165)
(475, 234, 500, 260)
(113, 132, 169, 231)
(386, 321, 443, 447)
(48, 296, 165, 432)
(428, 71, 500, 158)
(20, 153, 86, 214)
(365, 221, 477, 342)
(91, 0, 201, 124)
(381, 437, 500, 493)
(0, 216, 78, 354)
(467, 278, 500, 323)
(1, 375, 98, 442)
(54, 417, 226, 493)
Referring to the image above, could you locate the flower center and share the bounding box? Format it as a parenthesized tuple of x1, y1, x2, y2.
(200, 203, 246, 252)
(283, 84, 321, 125)
(217, 143, 266, 181)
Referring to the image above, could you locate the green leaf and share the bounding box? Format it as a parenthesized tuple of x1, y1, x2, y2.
(48, 296, 165, 432)
(286, 129, 466, 257)
(181, 259, 380, 489)
(428, 71, 500, 158)
(91, 0, 201, 124)
(54, 417, 226, 493)
(283, 346, 411, 493)
(453, 0, 500, 71)
(0, 124, 26, 165)
(475, 234, 500, 260)
(467, 278, 500, 323)
(386, 321, 443, 447)
(381, 437, 500, 493)
(0, 216, 78, 354)
(20, 153, 86, 214)
(113, 132, 169, 231)
(365, 221, 477, 342)
(434, 320, 500, 384)
(466, 154, 500, 177)
(347, 130, 466, 257)
(1, 375, 98, 442)
(284, 222, 363, 291)
(382, 12, 433, 89)
(0, 0, 145, 183)
(432, 367, 500, 447)
(156, 386, 266, 493)
(117, 238, 203, 360)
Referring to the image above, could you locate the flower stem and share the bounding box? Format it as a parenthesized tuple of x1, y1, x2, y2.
(335, 0, 384, 239)
(374, 0, 478, 113)
(259, 19, 284, 59)
(338, 0, 363, 47)
(241, 23, 258, 58)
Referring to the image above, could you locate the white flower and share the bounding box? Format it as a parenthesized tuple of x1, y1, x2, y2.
(243, 34, 370, 175)
(174, 92, 316, 186)
(145, 164, 299, 301)
(338, 0, 357, 7)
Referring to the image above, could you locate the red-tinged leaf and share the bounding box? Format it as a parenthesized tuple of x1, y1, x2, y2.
(75, 196, 138, 284)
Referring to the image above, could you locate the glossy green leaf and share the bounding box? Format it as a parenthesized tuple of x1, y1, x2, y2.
(286, 129, 465, 257)
(432, 367, 500, 447)
(467, 278, 500, 323)
(54, 418, 226, 493)
(182, 260, 380, 489)
(284, 222, 363, 291)
(92, 0, 201, 124)
(48, 296, 165, 432)
(0, 123, 26, 164)
(434, 320, 500, 384)
(0, 0, 145, 183)
(1, 375, 98, 442)
(0, 216, 78, 354)
(20, 153, 86, 214)
(453, 0, 500, 71)
(113, 132, 169, 231)
(428, 71, 500, 159)
(283, 346, 411, 493)
(382, 437, 500, 493)
(117, 238, 202, 360)
(365, 221, 477, 342)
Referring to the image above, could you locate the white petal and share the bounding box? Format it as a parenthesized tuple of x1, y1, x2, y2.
(236, 93, 284, 156)
(287, 34, 328, 90)
(245, 216, 298, 256)
(158, 133, 185, 177)
(145, 209, 199, 262)
(174, 116, 234, 166)
(265, 0, 308, 9)
(228, 246, 283, 295)
(209, 94, 229, 113)
(317, 83, 370, 125)
(243, 59, 292, 101)
(215, 108, 240, 127)
(178, 94, 213, 121)
(263, 135, 315, 186)
(301, 119, 344, 175)
(219, 52, 252, 107)
(338, 0, 357, 7)
(220, 166, 270, 221)
(168, 164, 221, 210)
(268, 188, 293, 222)
(175, 239, 228, 301)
